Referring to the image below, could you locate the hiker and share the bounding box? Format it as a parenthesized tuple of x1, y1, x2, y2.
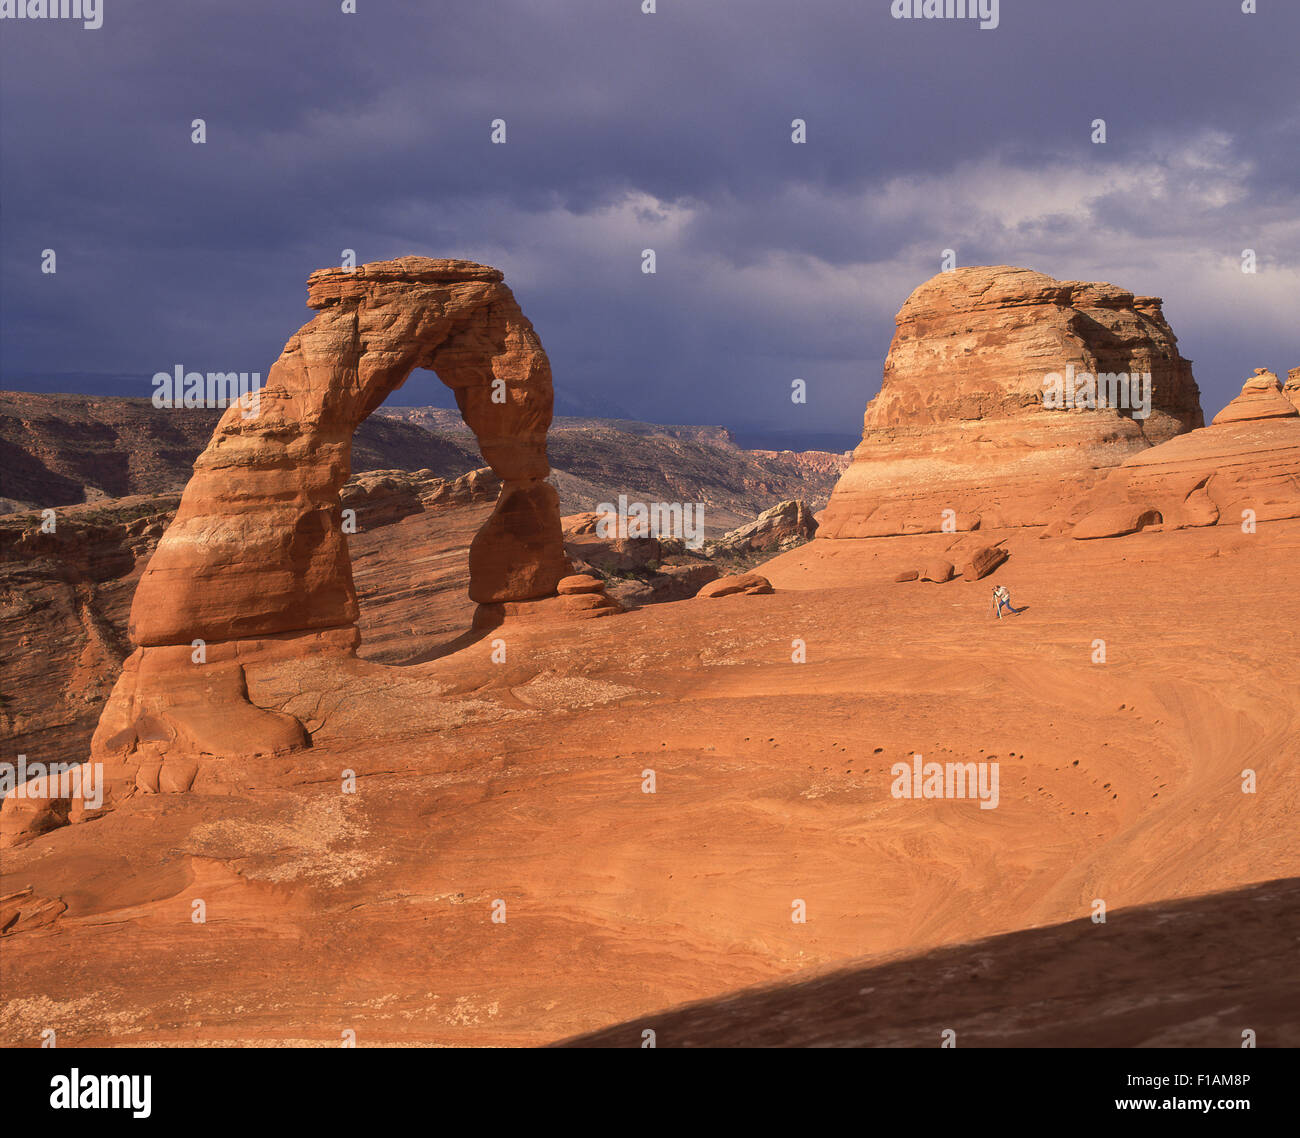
(992, 583, 1024, 619)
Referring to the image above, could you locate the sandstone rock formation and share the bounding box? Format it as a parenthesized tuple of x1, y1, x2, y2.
(1070, 506, 1164, 541)
(0, 887, 66, 938)
(0, 496, 177, 778)
(5, 258, 572, 840)
(556, 573, 606, 595)
(707, 499, 818, 556)
(919, 558, 955, 583)
(1285, 368, 1300, 412)
(1210, 369, 1298, 425)
(7, 508, 1299, 1046)
(130, 257, 565, 650)
(565, 533, 664, 575)
(340, 467, 502, 527)
(696, 572, 774, 598)
(962, 545, 1009, 581)
(819, 267, 1202, 538)
(1060, 370, 1300, 539)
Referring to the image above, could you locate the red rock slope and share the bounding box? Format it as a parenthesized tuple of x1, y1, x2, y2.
(1058, 369, 1300, 539)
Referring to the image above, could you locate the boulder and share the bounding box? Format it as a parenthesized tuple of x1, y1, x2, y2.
(1071, 506, 1164, 541)
(651, 562, 721, 600)
(894, 569, 920, 583)
(557, 574, 606, 595)
(696, 572, 775, 598)
(564, 534, 663, 574)
(919, 559, 955, 583)
(962, 546, 1009, 581)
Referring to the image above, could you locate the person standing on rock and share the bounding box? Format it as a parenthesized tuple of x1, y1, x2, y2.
(992, 583, 1024, 619)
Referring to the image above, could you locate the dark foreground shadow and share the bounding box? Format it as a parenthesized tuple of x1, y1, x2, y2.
(555, 877, 1300, 1047)
(401, 623, 495, 665)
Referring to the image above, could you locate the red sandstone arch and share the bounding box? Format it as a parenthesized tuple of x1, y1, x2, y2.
(1, 258, 572, 838)
(132, 257, 567, 647)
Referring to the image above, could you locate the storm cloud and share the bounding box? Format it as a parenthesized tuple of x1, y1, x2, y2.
(2, 0, 1296, 438)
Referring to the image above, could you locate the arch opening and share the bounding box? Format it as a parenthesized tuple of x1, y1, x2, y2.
(0, 258, 576, 842)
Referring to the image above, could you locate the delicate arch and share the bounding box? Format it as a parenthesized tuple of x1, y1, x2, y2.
(0, 259, 574, 841)
(131, 257, 566, 647)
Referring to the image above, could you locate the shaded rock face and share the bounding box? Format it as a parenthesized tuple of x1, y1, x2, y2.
(0, 391, 486, 514)
(23, 258, 570, 835)
(1059, 370, 1300, 538)
(0, 498, 177, 777)
(819, 267, 1203, 538)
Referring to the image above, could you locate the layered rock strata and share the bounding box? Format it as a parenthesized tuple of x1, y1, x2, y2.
(1060, 370, 1300, 538)
(3, 258, 570, 841)
(819, 267, 1203, 537)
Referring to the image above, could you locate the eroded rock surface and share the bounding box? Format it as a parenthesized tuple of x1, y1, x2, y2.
(1211, 369, 1298, 425)
(3, 258, 572, 842)
(1285, 367, 1300, 412)
(708, 499, 818, 556)
(696, 572, 774, 598)
(1060, 370, 1300, 539)
(819, 267, 1202, 538)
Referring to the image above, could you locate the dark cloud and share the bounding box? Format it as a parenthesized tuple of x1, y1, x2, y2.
(2, 0, 1297, 435)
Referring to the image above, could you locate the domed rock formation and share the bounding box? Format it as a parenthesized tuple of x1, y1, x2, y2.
(3, 258, 571, 841)
(818, 267, 1203, 538)
(1211, 369, 1298, 425)
(1059, 370, 1300, 538)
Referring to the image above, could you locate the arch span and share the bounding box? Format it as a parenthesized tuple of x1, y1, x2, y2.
(0, 258, 573, 839)
(134, 256, 566, 647)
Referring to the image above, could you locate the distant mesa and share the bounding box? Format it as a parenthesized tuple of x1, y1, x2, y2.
(818, 266, 1203, 538)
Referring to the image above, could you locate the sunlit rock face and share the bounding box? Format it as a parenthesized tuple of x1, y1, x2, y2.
(819, 266, 1203, 538)
(0, 259, 570, 843)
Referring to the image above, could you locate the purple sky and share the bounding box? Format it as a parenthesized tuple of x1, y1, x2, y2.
(2, 0, 1297, 441)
